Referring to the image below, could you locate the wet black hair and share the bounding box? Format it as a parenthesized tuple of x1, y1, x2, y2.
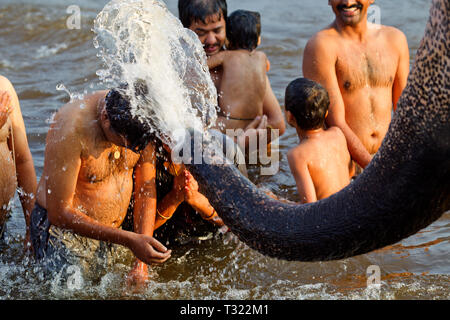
(285, 78, 330, 131)
(105, 81, 155, 153)
(226, 10, 261, 51)
(178, 0, 227, 28)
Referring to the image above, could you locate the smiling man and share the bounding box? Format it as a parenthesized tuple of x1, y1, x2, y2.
(303, 0, 410, 171)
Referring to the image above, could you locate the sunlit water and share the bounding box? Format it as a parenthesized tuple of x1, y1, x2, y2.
(0, 0, 448, 299)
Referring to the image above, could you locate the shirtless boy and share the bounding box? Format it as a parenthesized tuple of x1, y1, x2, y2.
(206, 10, 270, 132)
(285, 78, 354, 203)
(303, 0, 410, 170)
(0, 76, 37, 244)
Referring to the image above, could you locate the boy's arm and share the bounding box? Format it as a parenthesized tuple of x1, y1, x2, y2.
(153, 171, 185, 230)
(184, 170, 224, 227)
(303, 36, 372, 169)
(288, 151, 317, 204)
(128, 142, 161, 284)
(207, 51, 226, 70)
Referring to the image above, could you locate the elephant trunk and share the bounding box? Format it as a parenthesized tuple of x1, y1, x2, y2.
(185, 0, 449, 261)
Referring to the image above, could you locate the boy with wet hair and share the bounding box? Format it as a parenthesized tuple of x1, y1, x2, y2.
(206, 9, 271, 133)
(285, 78, 355, 203)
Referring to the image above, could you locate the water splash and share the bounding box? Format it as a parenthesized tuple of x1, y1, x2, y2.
(93, 0, 218, 147)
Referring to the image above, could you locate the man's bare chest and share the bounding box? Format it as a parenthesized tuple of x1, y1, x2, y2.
(80, 147, 140, 183)
(336, 45, 397, 91)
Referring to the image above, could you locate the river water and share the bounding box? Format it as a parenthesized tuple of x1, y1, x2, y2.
(0, 0, 448, 299)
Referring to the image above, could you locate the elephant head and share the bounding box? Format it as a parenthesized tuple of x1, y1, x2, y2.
(184, 0, 449, 261)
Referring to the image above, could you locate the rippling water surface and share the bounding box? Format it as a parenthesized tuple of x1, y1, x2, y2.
(0, 0, 448, 300)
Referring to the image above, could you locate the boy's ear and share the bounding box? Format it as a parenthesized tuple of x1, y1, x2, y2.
(257, 36, 261, 46)
(286, 110, 296, 127)
(325, 110, 329, 119)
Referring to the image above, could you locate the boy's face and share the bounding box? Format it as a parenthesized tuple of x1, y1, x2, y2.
(189, 13, 226, 56)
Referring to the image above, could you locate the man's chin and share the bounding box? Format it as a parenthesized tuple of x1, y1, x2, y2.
(339, 14, 363, 26)
(337, 8, 363, 25)
(205, 47, 220, 56)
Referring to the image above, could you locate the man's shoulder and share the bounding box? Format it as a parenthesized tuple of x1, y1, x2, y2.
(0, 75, 17, 97)
(53, 91, 104, 137)
(0, 75, 12, 87)
(372, 24, 407, 42)
(307, 25, 339, 44)
(304, 27, 339, 57)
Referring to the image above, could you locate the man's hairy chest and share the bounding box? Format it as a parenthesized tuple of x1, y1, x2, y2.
(80, 146, 140, 183)
(335, 44, 397, 92)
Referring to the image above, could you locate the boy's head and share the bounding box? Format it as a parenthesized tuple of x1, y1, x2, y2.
(285, 78, 329, 131)
(226, 10, 261, 51)
(104, 81, 154, 152)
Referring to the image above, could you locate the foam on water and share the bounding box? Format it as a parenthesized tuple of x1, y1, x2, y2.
(93, 0, 218, 147)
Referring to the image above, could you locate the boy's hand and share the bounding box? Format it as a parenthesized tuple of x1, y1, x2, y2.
(236, 115, 269, 150)
(0, 91, 13, 129)
(183, 170, 200, 204)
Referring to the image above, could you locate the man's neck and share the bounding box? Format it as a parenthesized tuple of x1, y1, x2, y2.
(334, 19, 369, 41)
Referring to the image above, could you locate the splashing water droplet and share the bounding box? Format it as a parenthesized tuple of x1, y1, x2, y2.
(93, 0, 218, 147)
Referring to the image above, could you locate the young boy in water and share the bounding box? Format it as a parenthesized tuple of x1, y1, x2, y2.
(285, 78, 355, 203)
(207, 10, 271, 133)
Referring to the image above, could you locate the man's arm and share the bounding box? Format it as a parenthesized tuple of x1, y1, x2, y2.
(391, 30, 410, 111)
(45, 114, 170, 265)
(287, 151, 317, 204)
(303, 36, 372, 168)
(0, 91, 13, 129)
(262, 76, 286, 136)
(0, 76, 37, 244)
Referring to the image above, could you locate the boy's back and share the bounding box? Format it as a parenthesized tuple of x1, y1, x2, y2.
(206, 9, 269, 131)
(288, 126, 353, 203)
(210, 49, 267, 130)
